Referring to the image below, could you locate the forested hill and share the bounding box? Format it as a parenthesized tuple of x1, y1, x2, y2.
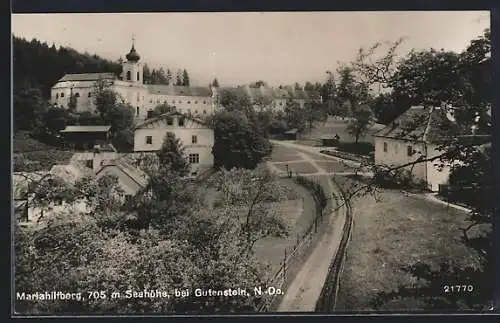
(13, 36, 122, 98)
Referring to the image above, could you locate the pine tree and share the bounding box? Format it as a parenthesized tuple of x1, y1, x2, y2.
(182, 69, 190, 86)
(166, 69, 172, 85)
(176, 69, 183, 86)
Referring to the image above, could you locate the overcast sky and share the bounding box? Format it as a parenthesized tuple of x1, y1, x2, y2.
(12, 11, 490, 87)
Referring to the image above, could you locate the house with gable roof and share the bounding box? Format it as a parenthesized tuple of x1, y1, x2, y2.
(133, 111, 214, 176)
(373, 106, 465, 191)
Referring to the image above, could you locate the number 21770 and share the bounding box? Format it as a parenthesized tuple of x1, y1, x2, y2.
(443, 285, 474, 293)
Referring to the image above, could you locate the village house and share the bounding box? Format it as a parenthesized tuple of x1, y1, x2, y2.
(133, 111, 214, 176)
(50, 41, 217, 121)
(373, 106, 463, 192)
(221, 84, 322, 112)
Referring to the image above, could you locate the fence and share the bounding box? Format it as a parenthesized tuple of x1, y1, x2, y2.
(257, 173, 329, 312)
(315, 176, 354, 311)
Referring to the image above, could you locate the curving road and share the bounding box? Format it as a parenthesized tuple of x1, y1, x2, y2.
(267, 140, 352, 312)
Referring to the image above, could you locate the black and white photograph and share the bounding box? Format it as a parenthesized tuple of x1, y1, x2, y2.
(11, 11, 493, 315)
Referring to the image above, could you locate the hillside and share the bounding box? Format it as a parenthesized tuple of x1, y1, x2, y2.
(13, 35, 123, 99)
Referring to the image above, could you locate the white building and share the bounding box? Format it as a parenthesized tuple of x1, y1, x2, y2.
(50, 42, 217, 120)
(373, 106, 463, 192)
(133, 111, 214, 176)
(220, 85, 322, 112)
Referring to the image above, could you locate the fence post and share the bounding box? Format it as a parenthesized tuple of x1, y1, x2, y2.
(283, 248, 287, 282)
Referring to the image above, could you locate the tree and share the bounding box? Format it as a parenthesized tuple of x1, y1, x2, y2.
(157, 132, 190, 177)
(218, 88, 253, 114)
(175, 69, 183, 86)
(284, 100, 307, 133)
(151, 103, 175, 117)
(338, 29, 493, 310)
(207, 168, 289, 255)
(166, 69, 173, 85)
(210, 111, 272, 170)
(143, 64, 151, 84)
(249, 80, 267, 88)
(13, 85, 48, 131)
(68, 92, 78, 112)
(212, 78, 219, 88)
(294, 82, 302, 91)
(93, 78, 134, 132)
(182, 69, 190, 86)
(346, 105, 374, 144)
(304, 81, 314, 91)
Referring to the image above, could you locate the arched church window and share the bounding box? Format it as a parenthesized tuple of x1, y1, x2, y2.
(136, 107, 140, 116)
(127, 71, 131, 81)
(137, 71, 140, 81)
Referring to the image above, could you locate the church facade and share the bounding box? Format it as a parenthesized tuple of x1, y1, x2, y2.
(50, 41, 322, 120)
(50, 42, 217, 121)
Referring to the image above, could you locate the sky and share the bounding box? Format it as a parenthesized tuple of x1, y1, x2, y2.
(12, 11, 490, 87)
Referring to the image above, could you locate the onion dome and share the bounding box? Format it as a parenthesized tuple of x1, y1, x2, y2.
(125, 45, 140, 62)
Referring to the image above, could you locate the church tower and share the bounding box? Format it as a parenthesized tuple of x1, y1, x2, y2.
(121, 37, 143, 84)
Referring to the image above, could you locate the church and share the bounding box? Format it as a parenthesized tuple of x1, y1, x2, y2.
(50, 40, 322, 121)
(50, 41, 217, 122)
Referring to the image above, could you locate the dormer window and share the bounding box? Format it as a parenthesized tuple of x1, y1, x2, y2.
(60, 92, 65, 98)
(166, 116, 173, 125)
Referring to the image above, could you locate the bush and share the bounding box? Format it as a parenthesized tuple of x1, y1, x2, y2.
(294, 176, 328, 211)
(14, 150, 74, 172)
(336, 141, 374, 156)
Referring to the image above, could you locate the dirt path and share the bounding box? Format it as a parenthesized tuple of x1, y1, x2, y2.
(270, 141, 349, 312)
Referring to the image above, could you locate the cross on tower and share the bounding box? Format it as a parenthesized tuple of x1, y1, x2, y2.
(132, 34, 135, 47)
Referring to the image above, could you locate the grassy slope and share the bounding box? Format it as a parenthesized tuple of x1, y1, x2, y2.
(334, 176, 485, 311)
(13, 131, 74, 172)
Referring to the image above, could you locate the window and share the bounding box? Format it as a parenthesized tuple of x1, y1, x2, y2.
(86, 159, 93, 169)
(203, 100, 206, 104)
(195, 110, 198, 114)
(137, 71, 140, 81)
(60, 92, 65, 98)
(164, 100, 167, 104)
(178, 117, 185, 126)
(187, 101, 191, 104)
(127, 71, 131, 81)
(56, 93, 59, 99)
(192, 135, 198, 144)
(188, 153, 200, 164)
(147, 110, 154, 118)
(150, 99, 153, 103)
(195, 100, 198, 104)
(75, 92, 80, 98)
(383, 142, 388, 152)
(166, 116, 173, 125)
(137, 93, 140, 102)
(88, 92, 92, 98)
(167, 132, 174, 138)
(179, 101, 182, 104)
(136, 107, 140, 116)
(146, 136, 152, 144)
(407, 146, 414, 156)
(203, 110, 207, 114)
